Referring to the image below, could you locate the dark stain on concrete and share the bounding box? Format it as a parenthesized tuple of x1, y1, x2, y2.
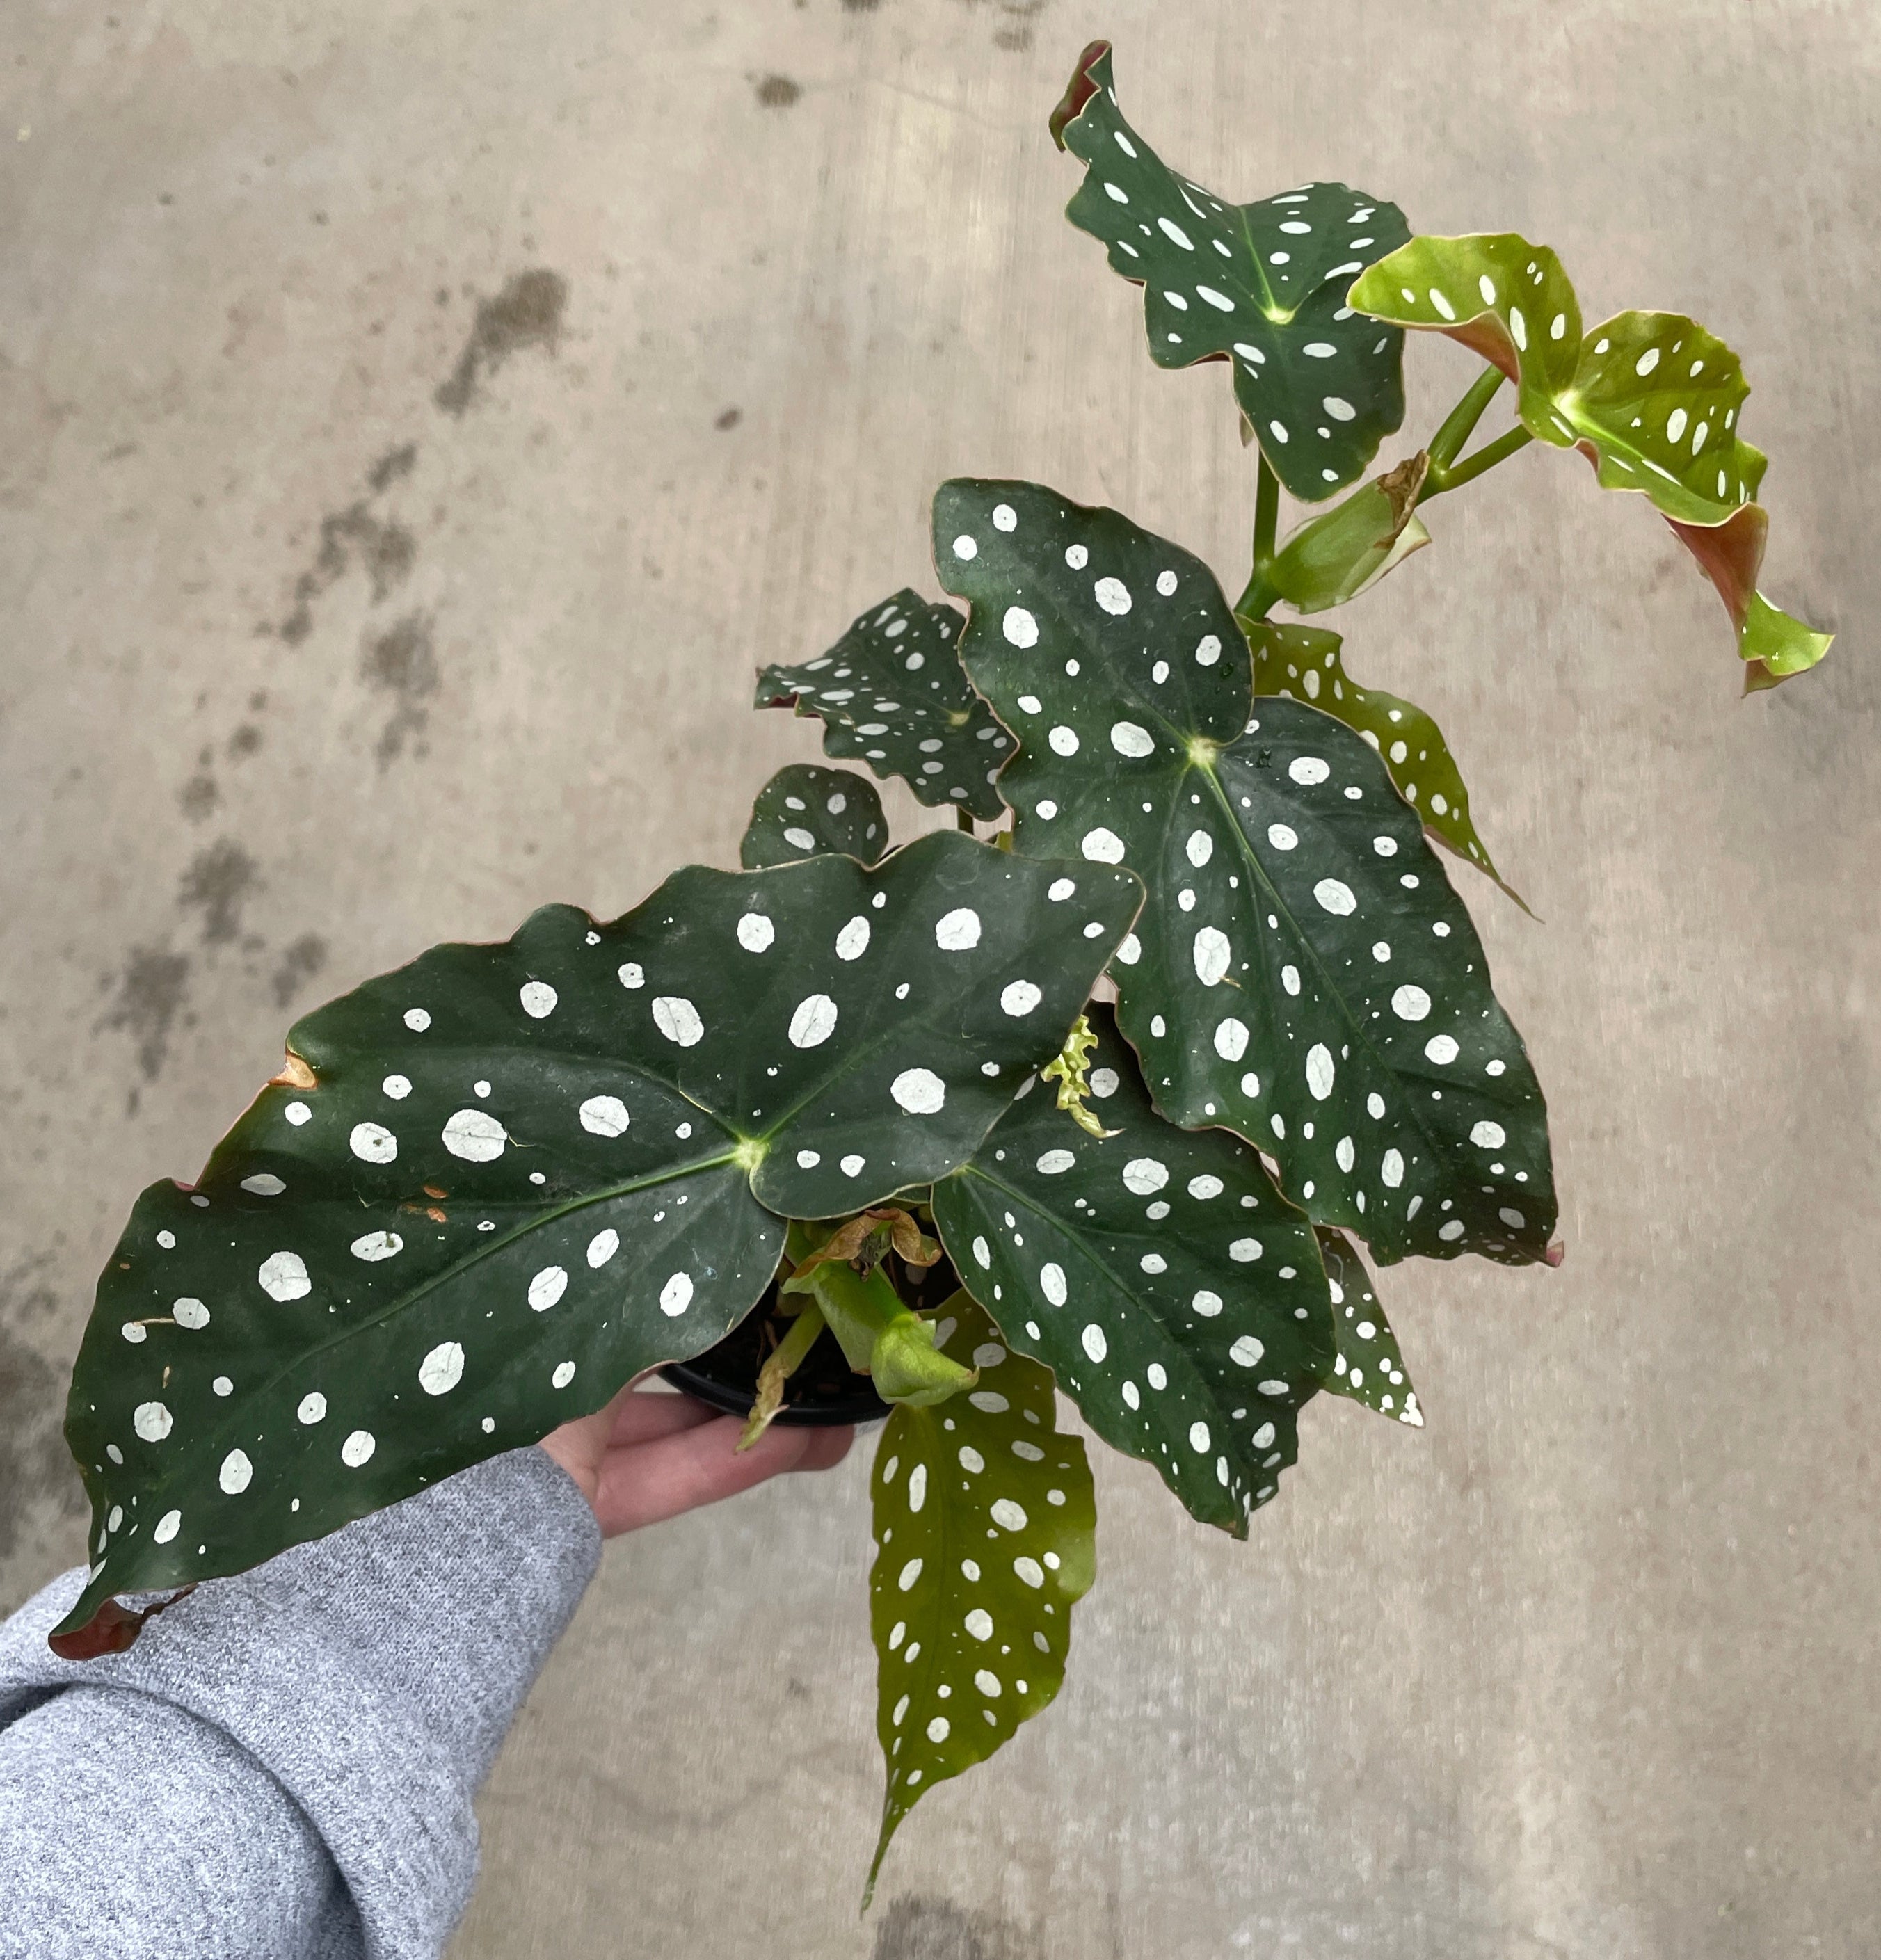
(842, 0, 883, 10)
(715, 406, 742, 430)
(0, 1320, 86, 1566)
(873, 1897, 1038, 1960)
(362, 611, 440, 764)
(433, 269, 569, 417)
(367, 442, 417, 493)
(270, 932, 330, 1009)
(280, 502, 418, 645)
(178, 771, 219, 821)
(955, 0, 1048, 51)
(226, 723, 263, 759)
(755, 74, 802, 108)
(102, 945, 191, 1080)
(177, 838, 261, 946)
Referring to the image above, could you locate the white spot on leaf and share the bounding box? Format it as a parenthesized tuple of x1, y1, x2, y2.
(788, 994, 840, 1049)
(419, 1341, 465, 1395)
(652, 997, 705, 1047)
(890, 1068, 947, 1114)
(935, 907, 982, 951)
(258, 1251, 311, 1302)
(442, 1108, 506, 1161)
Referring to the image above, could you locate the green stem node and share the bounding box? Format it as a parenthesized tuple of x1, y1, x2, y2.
(1424, 423, 1535, 499)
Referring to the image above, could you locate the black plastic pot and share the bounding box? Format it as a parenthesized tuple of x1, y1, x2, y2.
(660, 1248, 962, 1429)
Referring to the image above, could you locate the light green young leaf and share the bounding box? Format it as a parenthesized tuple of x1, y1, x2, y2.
(1050, 40, 1409, 502)
(1315, 1228, 1421, 1425)
(755, 590, 1011, 819)
(934, 477, 1559, 1271)
(56, 832, 1139, 1653)
(1349, 235, 1832, 689)
(933, 1006, 1334, 1535)
(867, 1291, 1094, 1904)
(740, 763, 888, 869)
(1248, 619, 1523, 906)
(1350, 233, 1583, 435)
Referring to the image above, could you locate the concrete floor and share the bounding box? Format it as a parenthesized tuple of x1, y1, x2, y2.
(3, 1, 1877, 1953)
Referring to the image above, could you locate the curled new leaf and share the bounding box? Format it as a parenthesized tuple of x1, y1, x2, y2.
(755, 590, 1011, 819)
(1349, 234, 1832, 688)
(867, 1291, 1094, 1904)
(1052, 40, 1410, 502)
(1038, 1013, 1118, 1139)
(1248, 619, 1523, 906)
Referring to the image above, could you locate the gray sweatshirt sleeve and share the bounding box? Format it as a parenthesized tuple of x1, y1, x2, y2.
(0, 1445, 601, 1960)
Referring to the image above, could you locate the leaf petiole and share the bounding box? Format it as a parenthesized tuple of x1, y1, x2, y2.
(1251, 451, 1281, 574)
(1425, 364, 1507, 472)
(1423, 421, 1535, 499)
(736, 1299, 827, 1452)
(1235, 453, 1285, 623)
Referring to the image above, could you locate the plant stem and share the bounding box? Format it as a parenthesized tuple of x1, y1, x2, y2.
(1235, 455, 1284, 625)
(1426, 365, 1506, 472)
(737, 1299, 826, 1452)
(1252, 451, 1280, 572)
(956, 808, 975, 833)
(1423, 423, 1535, 499)
(1233, 568, 1279, 627)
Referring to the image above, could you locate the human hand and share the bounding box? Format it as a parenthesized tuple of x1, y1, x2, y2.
(538, 1379, 854, 1538)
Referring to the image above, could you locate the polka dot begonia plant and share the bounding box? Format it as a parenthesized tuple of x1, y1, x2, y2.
(55, 33, 1833, 1904)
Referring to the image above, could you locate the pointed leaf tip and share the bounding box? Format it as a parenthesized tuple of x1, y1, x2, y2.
(1739, 591, 1834, 691)
(1050, 39, 1112, 150)
(1314, 1229, 1421, 1427)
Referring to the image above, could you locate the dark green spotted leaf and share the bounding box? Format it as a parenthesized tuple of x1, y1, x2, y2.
(755, 589, 1011, 820)
(55, 833, 1140, 1650)
(740, 763, 889, 869)
(867, 1290, 1094, 1903)
(932, 1006, 1332, 1535)
(1249, 619, 1523, 907)
(1349, 235, 1833, 689)
(933, 477, 1558, 1271)
(1052, 40, 1409, 501)
(1315, 1228, 1420, 1425)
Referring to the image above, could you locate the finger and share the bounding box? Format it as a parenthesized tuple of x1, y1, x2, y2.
(787, 1425, 856, 1474)
(591, 1413, 825, 1538)
(605, 1385, 721, 1449)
